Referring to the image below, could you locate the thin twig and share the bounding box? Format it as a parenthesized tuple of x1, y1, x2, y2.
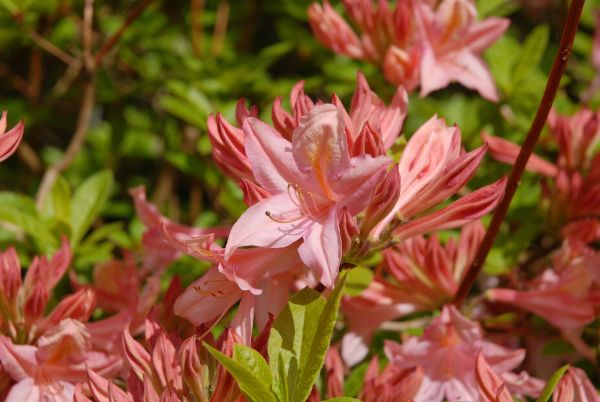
(191, 0, 204, 57)
(27, 30, 76, 65)
(211, 1, 230, 56)
(453, 0, 586, 307)
(94, 0, 154, 67)
(36, 0, 97, 208)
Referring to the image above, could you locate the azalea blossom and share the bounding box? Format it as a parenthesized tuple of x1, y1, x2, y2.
(369, 115, 501, 240)
(208, 74, 407, 184)
(129, 186, 311, 341)
(553, 367, 600, 402)
(308, 0, 509, 100)
(385, 305, 543, 402)
(76, 316, 272, 402)
(0, 319, 119, 402)
(225, 104, 391, 288)
(342, 221, 484, 365)
(486, 235, 600, 360)
(484, 108, 600, 230)
(0, 111, 24, 162)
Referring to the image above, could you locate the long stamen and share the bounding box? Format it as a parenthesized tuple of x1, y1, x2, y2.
(287, 183, 302, 208)
(265, 211, 303, 223)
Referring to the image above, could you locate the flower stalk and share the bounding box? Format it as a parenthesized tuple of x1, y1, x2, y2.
(453, 0, 586, 307)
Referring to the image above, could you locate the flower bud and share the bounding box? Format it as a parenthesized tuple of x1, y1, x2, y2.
(339, 208, 359, 255)
(239, 179, 271, 206)
(360, 167, 401, 240)
(0, 247, 21, 307)
(40, 288, 96, 332)
(383, 45, 420, 91)
(24, 281, 48, 322)
(351, 122, 385, 157)
(180, 336, 209, 402)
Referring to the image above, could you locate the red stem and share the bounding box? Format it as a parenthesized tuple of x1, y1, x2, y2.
(453, 0, 586, 307)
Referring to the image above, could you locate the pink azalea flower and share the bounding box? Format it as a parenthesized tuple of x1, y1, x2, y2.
(553, 367, 600, 402)
(385, 305, 543, 402)
(475, 352, 514, 402)
(0, 319, 120, 402)
(224, 104, 390, 288)
(208, 75, 407, 184)
(486, 239, 599, 331)
(308, 0, 508, 99)
(78, 319, 271, 402)
(359, 356, 423, 402)
(416, 0, 509, 100)
(0, 240, 75, 342)
(129, 186, 310, 342)
(129, 186, 230, 271)
(370, 116, 499, 239)
(342, 221, 484, 365)
(0, 111, 24, 162)
(485, 109, 600, 228)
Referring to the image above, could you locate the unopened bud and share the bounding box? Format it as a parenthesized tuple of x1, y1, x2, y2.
(180, 336, 210, 401)
(351, 122, 385, 157)
(361, 167, 401, 239)
(0, 247, 21, 306)
(239, 179, 271, 206)
(339, 208, 359, 255)
(41, 288, 96, 331)
(24, 281, 48, 322)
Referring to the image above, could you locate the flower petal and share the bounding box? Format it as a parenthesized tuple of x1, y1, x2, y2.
(298, 209, 341, 288)
(225, 193, 309, 259)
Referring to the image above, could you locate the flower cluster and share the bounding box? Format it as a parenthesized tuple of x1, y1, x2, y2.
(308, 0, 509, 100)
(1, 0, 600, 400)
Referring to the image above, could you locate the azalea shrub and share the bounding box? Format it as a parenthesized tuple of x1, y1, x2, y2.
(2, 0, 600, 401)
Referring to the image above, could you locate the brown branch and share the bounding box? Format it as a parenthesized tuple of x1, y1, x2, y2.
(211, 1, 230, 56)
(94, 0, 154, 67)
(191, 0, 205, 57)
(36, 77, 96, 207)
(36, 0, 97, 208)
(453, 0, 586, 307)
(27, 30, 76, 65)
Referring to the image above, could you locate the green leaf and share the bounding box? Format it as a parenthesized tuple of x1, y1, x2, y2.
(0, 0, 18, 13)
(512, 24, 549, 87)
(70, 170, 113, 247)
(323, 398, 361, 402)
(536, 364, 569, 402)
(233, 345, 272, 388)
(42, 176, 71, 225)
(293, 272, 348, 402)
(345, 266, 373, 296)
(268, 287, 326, 393)
(204, 343, 278, 402)
(0, 192, 58, 253)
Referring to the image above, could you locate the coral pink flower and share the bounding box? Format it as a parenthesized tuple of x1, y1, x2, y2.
(360, 357, 423, 402)
(208, 75, 407, 184)
(0, 111, 24, 162)
(370, 116, 497, 239)
(129, 186, 230, 271)
(0, 319, 120, 402)
(553, 367, 600, 402)
(485, 109, 600, 228)
(225, 104, 390, 287)
(342, 221, 484, 365)
(416, 0, 509, 100)
(475, 352, 514, 402)
(486, 239, 598, 330)
(0, 240, 75, 342)
(385, 305, 543, 402)
(129, 186, 310, 342)
(308, 0, 508, 99)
